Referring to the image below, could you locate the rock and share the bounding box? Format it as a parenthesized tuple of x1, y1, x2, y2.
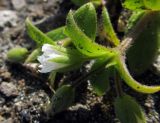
(0, 82, 18, 97)
(69, 103, 88, 111)
(20, 109, 31, 122)
(0, 96, 5, 106)
(144, 96, 154, 108)
(27, 5, 44, 17)
(0, 10, 18, 29)
(1, 118, 13, 123)
(11, 0, 26, 10)
(152, 50, 160, 76)
(0, 71, 11, 81)
(0, 115, 4, 122)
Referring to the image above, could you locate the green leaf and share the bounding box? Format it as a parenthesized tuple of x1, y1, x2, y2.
(127, 12, 160, 75)
(90, 69, 110, 96)
(144, 0, 160, 10)
(7, 47, 29, 62)
(26, 18, 55, 46)
(90, 59, 110, 96)
(49, 85, 75, 114)
(122, 0, 160, 10)
(25, 48, 41, 63)
(91, 0, 101, 6)
(122, 0, 145, 10)
(89, 57, 116, 96)
(46, 26, 67, 41)
(65, 10, 114, 58)
(74, 2, 97, 41)
(102, 7, 120, 46)
(115, 56, 160, 93)
(126, 10, 145, 33)
(71, 0, 87, 6)
(114, 94, 146, 123)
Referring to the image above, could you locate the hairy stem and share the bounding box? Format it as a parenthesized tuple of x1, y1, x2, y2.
(115, 56, 160, 94)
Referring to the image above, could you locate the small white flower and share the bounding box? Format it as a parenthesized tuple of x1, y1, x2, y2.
(38, 44, 69, 73)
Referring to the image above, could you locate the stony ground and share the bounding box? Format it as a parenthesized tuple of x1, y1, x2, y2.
(0, 0, 160, 123)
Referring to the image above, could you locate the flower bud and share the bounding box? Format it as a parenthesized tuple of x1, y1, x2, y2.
(38, 44, 84, 73)
(7, 47, 29, 62)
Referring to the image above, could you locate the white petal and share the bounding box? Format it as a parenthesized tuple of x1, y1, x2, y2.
(37, 54, 46, 64)
(38, 44, 69, 73)
(42, 44, 61, 55)
(37, 53, 61, 64)
(39, 61, 67, 73)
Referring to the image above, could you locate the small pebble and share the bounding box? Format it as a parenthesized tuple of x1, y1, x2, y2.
(0, 96, 5, 105)
(0, 10, 18, 29)
(1, 118, 13, 123)
(11, 0, 26, 10)
(20, 109, 31, 122)
(0, 82, 18, 97)
(0, 71, 11, 81)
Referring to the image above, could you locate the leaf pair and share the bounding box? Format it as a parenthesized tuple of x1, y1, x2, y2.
(26, 18, 86, 70)
(26, 3, 119, 60)
(65, 3, 115, 58)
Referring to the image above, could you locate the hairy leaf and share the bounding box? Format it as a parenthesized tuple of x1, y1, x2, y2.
(114, 94, 146, 123)
(74, 2, 97, 41)
(89, 58, 115, 96)
(46, 26, 67, 41)
(144, 0, 160, 10)
(122, 0, 160, 10)
(65, 10, 113, 58)
(126, 10, 145, 33)
(102, 7, 120, 46)
(26, 18, 55, 46)
(127, 12, 160, 75)
(122, 0, 145, 10)
(50, 85, 75, 114)
(90, 68, 110, 96)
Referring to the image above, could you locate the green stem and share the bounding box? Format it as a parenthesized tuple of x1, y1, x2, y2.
(116, 56, 160, 94)
(114, 70, 123, 97)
